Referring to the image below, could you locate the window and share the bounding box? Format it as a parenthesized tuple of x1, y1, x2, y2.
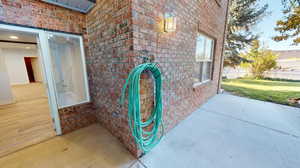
(48, 33, 90, 108)
(194, 33, 215, 85)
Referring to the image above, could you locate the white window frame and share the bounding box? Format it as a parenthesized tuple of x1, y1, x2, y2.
(193, 33, 215, 87)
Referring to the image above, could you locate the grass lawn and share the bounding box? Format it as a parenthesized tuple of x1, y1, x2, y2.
(222, 78, 300, 107)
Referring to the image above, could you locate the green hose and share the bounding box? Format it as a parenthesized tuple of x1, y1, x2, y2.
(120, 63, 164, 153)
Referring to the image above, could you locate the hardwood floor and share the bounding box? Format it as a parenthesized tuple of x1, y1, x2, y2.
(0, 83, 56, 157)
(11, 83, 48, 102)
(0, 124, 137, 168)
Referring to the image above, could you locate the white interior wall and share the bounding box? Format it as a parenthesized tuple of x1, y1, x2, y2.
(0, 48, 14, 105)
(31, 57, 43, 82)
(1, 48, 40, 85)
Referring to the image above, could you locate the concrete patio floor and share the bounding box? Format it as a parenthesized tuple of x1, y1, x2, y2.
(1, 94, 299, 168)
(141, 94, 300, 168)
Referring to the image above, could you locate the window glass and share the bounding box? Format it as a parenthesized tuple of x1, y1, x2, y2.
(193, 63, 201, 83)
(203, 62, 212, 81)
(196, 36, 205, 61)
(194, 33, 215, 84)
(205, 39, 213, 59)
(48, 33, 89, 108)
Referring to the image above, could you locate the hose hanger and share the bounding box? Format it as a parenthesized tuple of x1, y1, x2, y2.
(120, 53, 164, 154)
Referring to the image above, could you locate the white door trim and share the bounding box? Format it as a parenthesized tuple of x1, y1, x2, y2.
(38, 32, 62, 135)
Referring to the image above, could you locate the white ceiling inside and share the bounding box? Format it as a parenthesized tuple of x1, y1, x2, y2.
(0, 42, 37, 50)
(0, 29, 37, 50)
(0, 29, 37, 43)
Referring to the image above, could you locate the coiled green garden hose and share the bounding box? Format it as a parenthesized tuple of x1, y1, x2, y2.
(120, 63, 164, 153)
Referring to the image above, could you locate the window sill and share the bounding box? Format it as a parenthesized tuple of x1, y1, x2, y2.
(193, 80, 211, 88)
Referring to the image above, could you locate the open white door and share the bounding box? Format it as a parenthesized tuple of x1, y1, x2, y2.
(46, 32, 90, 109)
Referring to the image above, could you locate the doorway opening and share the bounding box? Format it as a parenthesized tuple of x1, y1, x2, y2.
(0, 24, 90, 157)
(24, 57, 36, 83)
(0, 29, 56, 157)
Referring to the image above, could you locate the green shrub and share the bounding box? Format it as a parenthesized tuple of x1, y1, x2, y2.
(240, 40, 278, 78)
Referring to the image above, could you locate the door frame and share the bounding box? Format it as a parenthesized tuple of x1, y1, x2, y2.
(0, 24, 63, 135)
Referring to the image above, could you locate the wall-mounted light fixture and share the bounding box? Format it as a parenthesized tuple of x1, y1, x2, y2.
(164, 13, 176, 32)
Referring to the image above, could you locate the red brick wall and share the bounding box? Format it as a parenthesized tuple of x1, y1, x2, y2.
(0, 0, 86, 33)
(59, 103, 97, 134)
(86, 0, 228, 157)
(0, 0, 96, 134)
(131, 0, 229, 155)
(86, 0, 138, 155)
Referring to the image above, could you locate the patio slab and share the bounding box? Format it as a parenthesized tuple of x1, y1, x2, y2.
(201, 94, 300, 137)
(141, 94, 300, 168)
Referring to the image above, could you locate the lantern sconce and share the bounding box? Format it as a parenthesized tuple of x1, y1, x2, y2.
(164, 13, 176, 32)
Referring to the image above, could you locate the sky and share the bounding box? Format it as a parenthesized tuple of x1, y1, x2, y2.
(254, 0, 300, 51)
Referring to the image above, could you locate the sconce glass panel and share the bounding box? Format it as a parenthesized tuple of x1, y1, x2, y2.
(164, 13, 176, 32)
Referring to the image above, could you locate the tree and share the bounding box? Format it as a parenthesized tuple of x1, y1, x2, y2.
(224, 0, 268, 67)
(240, 40, 277, 78)
(281, 0, 300, 9)
(274, 0, 300, 44)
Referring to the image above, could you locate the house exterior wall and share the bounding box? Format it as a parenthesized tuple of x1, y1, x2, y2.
(1, 0, 229, 157)
(86, 0, 228, 157)
(0, 0, 96, 134)
(86, 0, 139, 155)
(131, 0, 229, 156)
(0, 0, 86, 34)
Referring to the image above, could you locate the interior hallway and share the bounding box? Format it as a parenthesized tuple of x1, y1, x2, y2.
(0, 83, 56, 157)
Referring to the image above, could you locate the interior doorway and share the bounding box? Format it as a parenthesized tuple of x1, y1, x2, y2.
(0, 28, 56, 157)
(24, 57, 35, 83)
(0, 24, 90, 157)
